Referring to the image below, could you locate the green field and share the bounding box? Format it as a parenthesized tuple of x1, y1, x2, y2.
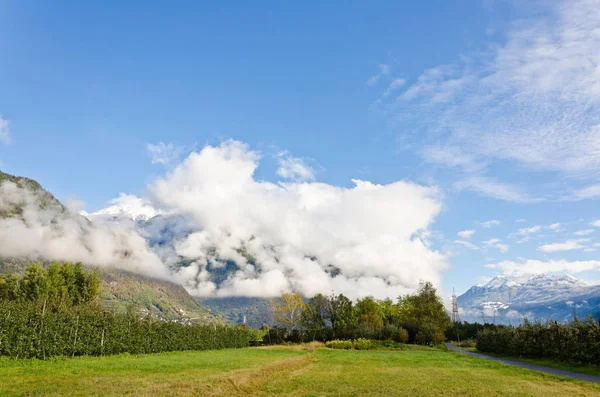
(1, 345, 599, 396)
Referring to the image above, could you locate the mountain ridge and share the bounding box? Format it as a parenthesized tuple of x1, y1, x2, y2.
(458, 272, 600, 323)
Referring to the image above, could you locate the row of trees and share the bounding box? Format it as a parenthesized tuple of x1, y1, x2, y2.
(0, 262, 101, 308)
(270, 282, 451, 345)
(0, 262, 255, 359)
(476, 317, 600, 365)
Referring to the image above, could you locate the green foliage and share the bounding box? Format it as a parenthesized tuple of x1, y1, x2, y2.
(0, 300, 253, 359)
(397, 327, 409, 344)
(398, 282, 451, 331)
(0, 262, 101, 308)
(325, 339, 353, 350)
(476, 317, 600, 365)
(353, 338, 372, 350)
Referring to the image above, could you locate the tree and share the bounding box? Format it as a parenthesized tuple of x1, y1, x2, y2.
(273, 292, 305, 332)
(397, 281, 451, 343)
(301, 293, 328, 340)
(355, 296, 383, 328)
(324, 293, 356, 338)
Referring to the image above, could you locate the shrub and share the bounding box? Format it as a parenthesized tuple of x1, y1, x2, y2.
(397, 327, 409, 344)
(325, 339, 353, 350)
(353, 338, 372, 350)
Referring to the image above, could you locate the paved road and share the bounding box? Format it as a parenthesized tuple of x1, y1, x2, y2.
(446, 343, 600, 384)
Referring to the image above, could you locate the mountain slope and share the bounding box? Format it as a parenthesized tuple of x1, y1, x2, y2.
(0, 170, 217, 323)
(458, 273, 600, 323)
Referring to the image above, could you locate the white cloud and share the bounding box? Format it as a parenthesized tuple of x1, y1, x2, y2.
(0, 115, 11, 144)
(569, 185, 600, 200)
(454, 240, 479, 250)
(538, 239, 588, 252)
(592, 219, 600, 227)
(148, 140, 447, 299)
(458, 229, 476, 239)
(147, 142, 184, 166)
(367, 64, 391, 86)
(455, 176, 540, 203)
(382, 78, 407, 98)
(516, 225, 542, 235)
(479, 219, 500, 228)
(516, 219, 526, 223)
(483, 238, 509, 253)
(377, 0, 600, 199)
(485, 258, 600, 274)
(548, 223, 561, 231)
(575, 229, 595, 236)
(276, 151, 315, 182)
(0, 181, 170, 280)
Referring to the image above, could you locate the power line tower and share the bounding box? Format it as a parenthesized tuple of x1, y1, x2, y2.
(451, 288, 460, 323)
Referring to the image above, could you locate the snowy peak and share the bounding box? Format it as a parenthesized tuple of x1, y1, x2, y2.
(483, 272, 586, 290)
(88, 193, 162, 221)
(458, 272, 600, 323)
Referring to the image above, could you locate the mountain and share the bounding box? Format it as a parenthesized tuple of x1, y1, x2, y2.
(458, 272, 600, 323)
(198, 297, 274, 328)
(0, 170, 217, 323)
(83, 193, 162, 221)
(0, 170, 65, 218)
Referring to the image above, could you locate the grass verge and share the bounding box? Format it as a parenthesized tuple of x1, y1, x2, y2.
(0, 346, 599, 396)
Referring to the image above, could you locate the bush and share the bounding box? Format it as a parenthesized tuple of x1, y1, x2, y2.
(353, 338, 372, 350)
(415, 323, 445, 345)
(325, 339, 353, 350)
(397, 327, 409, 344)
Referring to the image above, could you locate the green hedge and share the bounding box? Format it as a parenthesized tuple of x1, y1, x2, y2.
(476, 317, 600, 365)
(0, 301, 253, 359)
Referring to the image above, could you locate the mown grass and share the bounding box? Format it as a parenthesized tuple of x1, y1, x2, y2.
(1, 345, 599, 396)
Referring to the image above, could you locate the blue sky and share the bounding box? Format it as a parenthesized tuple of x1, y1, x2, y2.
(1, 0, 600, 296)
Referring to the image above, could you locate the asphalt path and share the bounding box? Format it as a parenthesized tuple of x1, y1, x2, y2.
(446, 343, 600, 384)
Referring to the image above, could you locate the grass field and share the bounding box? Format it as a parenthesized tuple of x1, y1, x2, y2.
(1, 345, 599, 396)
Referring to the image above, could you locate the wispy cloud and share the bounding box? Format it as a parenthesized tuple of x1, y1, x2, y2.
(592, 219, 600, 227)
(457, 229, 476, 239)
(0, 115, 11, 144)
(455, 176, 541, 203)
(454, 240, 479, 250)
(574, 229, 595, 236)
(548, 223, 561, 231)
(367, 64, 391, 87)
(276, 151, 316, 182)
(485, 258, 600, 274)
(147, 142, 185, 166)
(375, 0, 600, 201)
(483, 238, 509, 253)
(479, 219, 500, 228)
(538, 239, 589, 252)
(516, 225, 542, 236)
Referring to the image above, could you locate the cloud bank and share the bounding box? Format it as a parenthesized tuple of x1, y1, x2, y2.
(148, 140, 447, 299)
(0, 181, 170, 280)
(0, 140, 448, 300)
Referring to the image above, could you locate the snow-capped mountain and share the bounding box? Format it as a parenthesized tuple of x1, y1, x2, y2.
(86, 194, 163, 221)
(458, 273, 600, 323)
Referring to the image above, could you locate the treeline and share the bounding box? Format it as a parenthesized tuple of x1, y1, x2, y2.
(476, 318, 600, 365)
(268, 281, 451, 345)
(0, 262, 255, 359)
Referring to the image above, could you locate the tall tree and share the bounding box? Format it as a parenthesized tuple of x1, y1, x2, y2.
(273, 292, 305, 332)
(324, 293, 356, 337)
(398, 281, 451, 338)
